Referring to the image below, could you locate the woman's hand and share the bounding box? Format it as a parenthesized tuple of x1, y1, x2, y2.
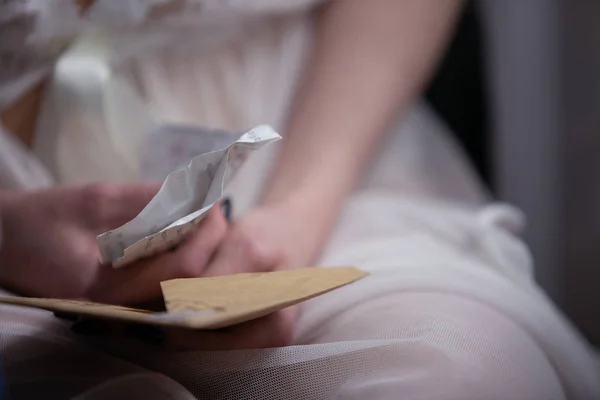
(156, 199, 327, 350)
(0, 184, 227, 305)
(202, 200, 324, 277)
(0, 185, 312, 349)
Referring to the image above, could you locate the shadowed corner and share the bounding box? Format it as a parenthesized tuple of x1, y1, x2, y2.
(0, 359, 8, 400)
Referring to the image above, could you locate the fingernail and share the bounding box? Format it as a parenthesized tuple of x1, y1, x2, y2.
(220, 197, 232, 222)
(71, 318, 107, 336)
(129, 324, 165, 346)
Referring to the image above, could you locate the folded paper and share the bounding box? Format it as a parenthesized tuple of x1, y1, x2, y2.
(0, 267, 368, 329)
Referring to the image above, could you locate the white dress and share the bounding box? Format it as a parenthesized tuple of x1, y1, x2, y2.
(0, 1, 598, 399)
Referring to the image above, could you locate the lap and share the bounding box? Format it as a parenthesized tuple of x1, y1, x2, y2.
(305, 291, 563, 400)
(0, 193, 596, 399)
(87, 281, 564, 399)
(0, 302, 193, 399)
(0, 274, 585, 399)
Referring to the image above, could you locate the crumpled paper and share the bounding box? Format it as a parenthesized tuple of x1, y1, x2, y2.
(97, 124, 281, 268)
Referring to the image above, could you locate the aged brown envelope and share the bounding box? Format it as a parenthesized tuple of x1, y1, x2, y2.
(0, 267, 367, 329)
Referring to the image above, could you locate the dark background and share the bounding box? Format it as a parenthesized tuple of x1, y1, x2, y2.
(427, 0, 600, 347)
(425, 1, 490, 189)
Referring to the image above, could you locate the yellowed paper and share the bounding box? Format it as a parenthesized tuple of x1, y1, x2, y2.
(0, 267, 367, 329)
(161, 267, 368, 329)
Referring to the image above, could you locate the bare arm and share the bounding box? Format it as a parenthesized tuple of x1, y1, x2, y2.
(263, 0, 463, 237)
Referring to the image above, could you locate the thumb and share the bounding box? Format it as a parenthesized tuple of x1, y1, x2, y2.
(89, 204, 229, 305)
(107, 182, 162, 227)
(82, 182, 162, 232)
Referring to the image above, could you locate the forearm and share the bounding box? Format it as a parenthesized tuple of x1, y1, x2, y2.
(263, 0, 463, 220)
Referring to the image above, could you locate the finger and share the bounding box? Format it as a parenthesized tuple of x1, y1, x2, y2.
(173, 205, 230, 274)
(89, 205, 228, 305)
(162, 307, 298, 351)
(103, 183, 163, 229)
(202, 227, 276, 278)
(80, 182, 163, 232)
